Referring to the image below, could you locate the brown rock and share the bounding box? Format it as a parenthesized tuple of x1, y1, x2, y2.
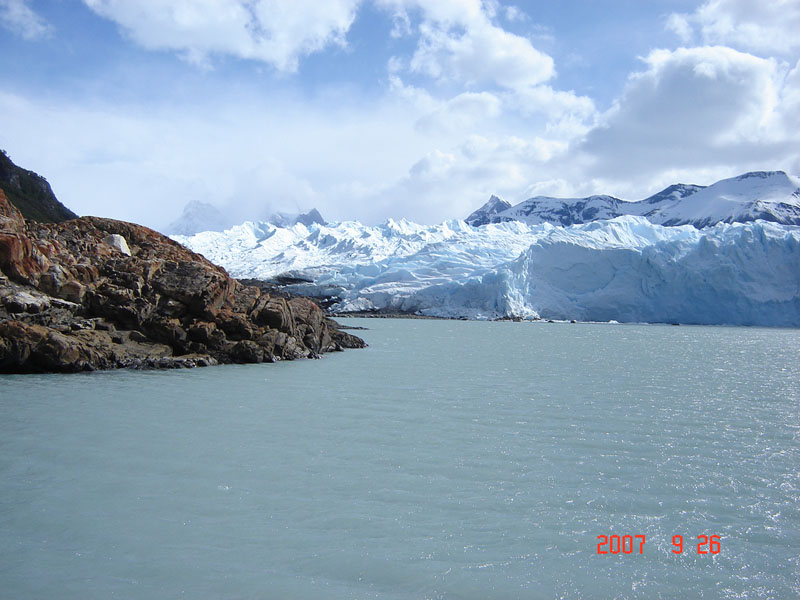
(0, 189, 365, 372)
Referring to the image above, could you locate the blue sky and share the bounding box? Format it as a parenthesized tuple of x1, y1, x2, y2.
(1, 0, 798, 230)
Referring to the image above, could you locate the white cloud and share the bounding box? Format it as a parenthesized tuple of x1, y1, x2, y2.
(0, 83, 448, 228)
(505, 85, 596, 139)
(0, 0, 52, 40)
(82, 0, 362, 70)
(665, 13, 692, 43)
(381, 0, 592, 167)
(779, 59, 800, 134)
(0, 1, 606, 228)
(359, 133, 576, 223)
(7, 0, 795, 231)
(503, 6, 526, 23)
(386, 4, 411, 38)
(409, 19, 554, 91)
(579, 45, 798, 192)
(396, 0, 554, 92)
(668, 0, 800, 56)
(415, 91, 502, 134)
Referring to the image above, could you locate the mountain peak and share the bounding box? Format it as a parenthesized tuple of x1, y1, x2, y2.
(268, 208, 326, 228)
(166, 200, 229, 235)
(294, 208, 326, 227)
(465, 195, 512, 226)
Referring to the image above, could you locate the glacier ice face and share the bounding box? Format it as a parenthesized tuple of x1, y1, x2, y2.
(174, 215, 800, 326)
(498, 218, 800, 326)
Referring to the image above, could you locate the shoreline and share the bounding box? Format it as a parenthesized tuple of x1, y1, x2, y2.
(330, 311, 557, 323)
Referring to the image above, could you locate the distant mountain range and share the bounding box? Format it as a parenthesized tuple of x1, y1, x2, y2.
(166, 200, 326, 235)
(466, 171, 800, 228)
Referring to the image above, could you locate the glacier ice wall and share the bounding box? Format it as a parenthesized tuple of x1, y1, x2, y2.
(311, 218, 799, 326)
(500, 218, 800, 325)
(174, 216, 800, 327)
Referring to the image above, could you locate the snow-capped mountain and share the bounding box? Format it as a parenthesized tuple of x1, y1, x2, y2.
(166, 200, 232, 236)
(268, 208, 326, 228)
(465, 195, 512, 226)
(642, 171, 800, 227)
(467, 171, 800, 228)
(166, 200, 327, 235)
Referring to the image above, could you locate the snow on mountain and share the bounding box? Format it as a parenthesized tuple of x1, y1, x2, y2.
(642, 171, 800, 227)
(267, 208, 327, 228)
(465, 195, 512, 226)
(638, 183, 705, 206)
(166, 200, 232, 236)
(473, 171, 800, 228)
(489, 194, 625, 227)
(293, 208, 326, 227)
(166, 201, 327, 235)
(174, 213, 800, 326)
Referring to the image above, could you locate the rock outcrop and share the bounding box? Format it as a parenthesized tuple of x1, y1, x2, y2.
(0, 190, 364, 373)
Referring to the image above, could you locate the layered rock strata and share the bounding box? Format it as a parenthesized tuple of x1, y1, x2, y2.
(0, 191, 364, 373)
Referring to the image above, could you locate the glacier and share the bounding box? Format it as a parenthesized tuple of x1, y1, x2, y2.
(174, 215, 800, 327)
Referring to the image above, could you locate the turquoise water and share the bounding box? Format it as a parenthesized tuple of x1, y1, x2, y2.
(1, 319, 799, 599)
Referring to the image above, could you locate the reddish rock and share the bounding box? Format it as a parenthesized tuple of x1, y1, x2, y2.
(0, 190, 365, 373)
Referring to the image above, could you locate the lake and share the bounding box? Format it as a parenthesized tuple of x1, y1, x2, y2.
(1, 319, 798, 599)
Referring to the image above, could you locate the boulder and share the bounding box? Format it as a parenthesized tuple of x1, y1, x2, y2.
(102, 234, 131, 256)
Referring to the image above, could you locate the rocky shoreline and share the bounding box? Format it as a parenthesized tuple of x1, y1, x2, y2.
(0, 191, 365, 373)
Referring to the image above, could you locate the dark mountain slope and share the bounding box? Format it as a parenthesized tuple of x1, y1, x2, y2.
(0, 150, 78, 223)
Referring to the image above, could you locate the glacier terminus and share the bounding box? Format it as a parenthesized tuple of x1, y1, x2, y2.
(172, 171, 800, 327)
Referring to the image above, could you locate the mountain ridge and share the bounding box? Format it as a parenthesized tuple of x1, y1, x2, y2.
(166, 200, 327, 235)
(0, 150, 78, 223)
(466, 171, 800, 228)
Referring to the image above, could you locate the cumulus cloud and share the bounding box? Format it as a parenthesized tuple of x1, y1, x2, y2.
(0, 0, 52, 39)
(82, 0, 362, 70)
(779, 60, 800, 133)
(578, 45, 799, 195)
(668, 0, 800, 56)
(380, 0, 594, 170)
(6, 0, 796, 229)
(380, 0, 554, 92)
(408, 17, 554, 91)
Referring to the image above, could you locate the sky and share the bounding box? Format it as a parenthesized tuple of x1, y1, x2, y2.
(0, 0, 798, 231)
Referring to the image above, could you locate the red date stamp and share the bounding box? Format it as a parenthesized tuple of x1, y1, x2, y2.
(596, 534, 721, 554)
